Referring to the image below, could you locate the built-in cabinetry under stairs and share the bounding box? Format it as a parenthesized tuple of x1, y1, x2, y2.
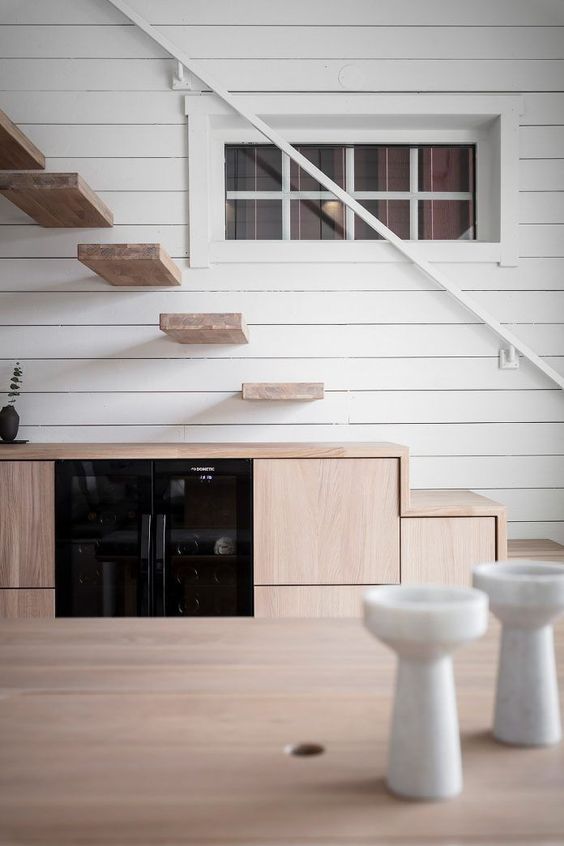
(0, 442, 559, 620)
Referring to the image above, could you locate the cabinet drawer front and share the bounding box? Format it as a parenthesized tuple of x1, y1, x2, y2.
(253, 458, 400, 585)
(401, 517, 496, 586)
(255, 585, 373, 618)
(0, 461, 54, 587)
(0, 589, 54, 618)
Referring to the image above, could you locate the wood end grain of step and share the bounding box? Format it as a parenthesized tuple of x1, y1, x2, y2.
(78, 244, 182, 287)
(242, 383, 325, 400)
(159, 313, 249, 344)
(0, 172, 113, 227)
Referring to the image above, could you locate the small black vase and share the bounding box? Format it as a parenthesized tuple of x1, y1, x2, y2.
(0, 405, 20, 442)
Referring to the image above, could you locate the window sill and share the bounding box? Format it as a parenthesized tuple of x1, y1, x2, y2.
(208, 240, 503, 265)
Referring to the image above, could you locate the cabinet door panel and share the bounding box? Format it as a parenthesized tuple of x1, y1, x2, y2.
(401, 517, 496, 585)
(254, 458, 399, 585)
(255, 585, 371, 618)
(0, 589, 54, 618)
(0, 461, 55, 587)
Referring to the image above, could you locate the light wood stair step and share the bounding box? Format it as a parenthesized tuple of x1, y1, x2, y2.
(0, 109, 45, 170)
(159, 313, 249, 344)
(508, 538, 564, 562)
(0, 172, 113, 227)
(78, 244, 181, 287)
(242, 382, 324, 400)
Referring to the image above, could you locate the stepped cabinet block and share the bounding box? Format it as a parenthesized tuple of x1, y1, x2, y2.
(242, 383, 324, 400)
(0, 109, 45, 170)
(78, 244, 182, 287)
(0, 172, 113, 227)
(160, 313, 249, 344)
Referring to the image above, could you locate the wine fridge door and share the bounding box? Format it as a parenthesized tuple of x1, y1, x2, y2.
(55, 460, 152, 617)
(153, 459, 253, 617)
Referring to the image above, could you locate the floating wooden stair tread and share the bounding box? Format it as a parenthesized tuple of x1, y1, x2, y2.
(0, 172, 113, 227)
(159, 313, 249, 344)
(508, 538, 564, 562)
(0, 109, 45, 170)
(78, 244, 181, 287)
(242, 382, 324, 400)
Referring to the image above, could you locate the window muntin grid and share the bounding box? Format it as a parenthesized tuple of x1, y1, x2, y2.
(225, 144, 475, 241)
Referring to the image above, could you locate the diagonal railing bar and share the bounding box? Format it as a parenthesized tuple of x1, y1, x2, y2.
(106, 0, 564, 390)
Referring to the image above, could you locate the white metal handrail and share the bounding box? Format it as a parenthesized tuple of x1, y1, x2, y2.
(106, 0, 564, 391)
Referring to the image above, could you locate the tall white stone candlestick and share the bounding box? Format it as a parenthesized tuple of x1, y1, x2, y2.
(473, 560, 564, 747)
(364, 585, 488, 801)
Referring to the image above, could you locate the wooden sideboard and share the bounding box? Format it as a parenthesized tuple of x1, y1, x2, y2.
(0, 443, 507, 618)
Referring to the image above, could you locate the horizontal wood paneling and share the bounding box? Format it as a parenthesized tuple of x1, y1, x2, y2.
(1, 258, 564, 292)
(2, 57, 564, 92)
(350, 390, 564, 424)
(0, 290, 562, 323)
(0, 357, 560, 393)
(520, 160, 564, 192)
(0, 226, 187, 258)
(14, 124, 187, 158)
(410, 456, 564, 489)
(3, 26, 564, 60)
(5, 0, 564, 25)
(1, 390, 562, 426)
(520, 127, 564, 159)
(1, 324, 562, 359)
(520, 194, 564, 225)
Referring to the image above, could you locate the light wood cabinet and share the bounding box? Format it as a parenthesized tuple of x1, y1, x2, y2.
(0, 461, 55, 589)
(255, 585, 372, 617)
(0, 589, 54, 618)
(253, 458, 400, 585)
(401, 517, 496, 586)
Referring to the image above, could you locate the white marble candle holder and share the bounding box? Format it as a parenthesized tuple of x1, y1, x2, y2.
(364, 585, 488, 801)
(473, 560, 564, 747)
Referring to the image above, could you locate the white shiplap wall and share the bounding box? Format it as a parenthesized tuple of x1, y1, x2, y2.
(0, 0, 563, 541)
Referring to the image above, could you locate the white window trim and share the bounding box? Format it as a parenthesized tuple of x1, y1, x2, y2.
(185, 93, 522, 268)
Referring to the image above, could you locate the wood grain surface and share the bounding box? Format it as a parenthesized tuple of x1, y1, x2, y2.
(0, 617, 563, 845)
(253, 458, 400, 585)
(0, 588, 54, 618)
(78, 243, 182, 287)
(0, 442, 410, 460)
(0, 108, 45, 169)
(0, 172, 113, 227)
(0, 461, 54, 588)
(159, 313, 250, 344)
(401, 516, 497, 585)
(242, 382, 325, 400)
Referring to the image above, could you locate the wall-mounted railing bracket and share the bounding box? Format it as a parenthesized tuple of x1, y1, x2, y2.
(499, 346, 520, 370)
(172, 61, 192, 90)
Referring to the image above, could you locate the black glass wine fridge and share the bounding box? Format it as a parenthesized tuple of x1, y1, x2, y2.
(55, 459, 252, 617)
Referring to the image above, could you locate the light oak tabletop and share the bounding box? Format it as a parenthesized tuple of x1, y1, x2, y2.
(0, 617, 563, 845)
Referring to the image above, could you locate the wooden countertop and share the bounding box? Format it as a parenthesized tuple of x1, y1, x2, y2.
(405, 488, 507, 517)
(0, 441, 409, 460)
(1, 618, 562, 845)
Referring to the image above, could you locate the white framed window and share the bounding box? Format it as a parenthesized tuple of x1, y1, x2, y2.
(225, 143, 476, 242)
(185, 93, 522, 267)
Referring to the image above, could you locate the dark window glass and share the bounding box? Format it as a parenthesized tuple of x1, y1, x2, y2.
(355, 200, 410, 240)
(226, 145, 282, 191)
(290, 199, 345, 240)
(226, 200, 282, 240)
(290, 146, 345, 191)
(354, 146, 410, 191)
(418, 146, 473, 192)
(418, 200, 474, 240)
